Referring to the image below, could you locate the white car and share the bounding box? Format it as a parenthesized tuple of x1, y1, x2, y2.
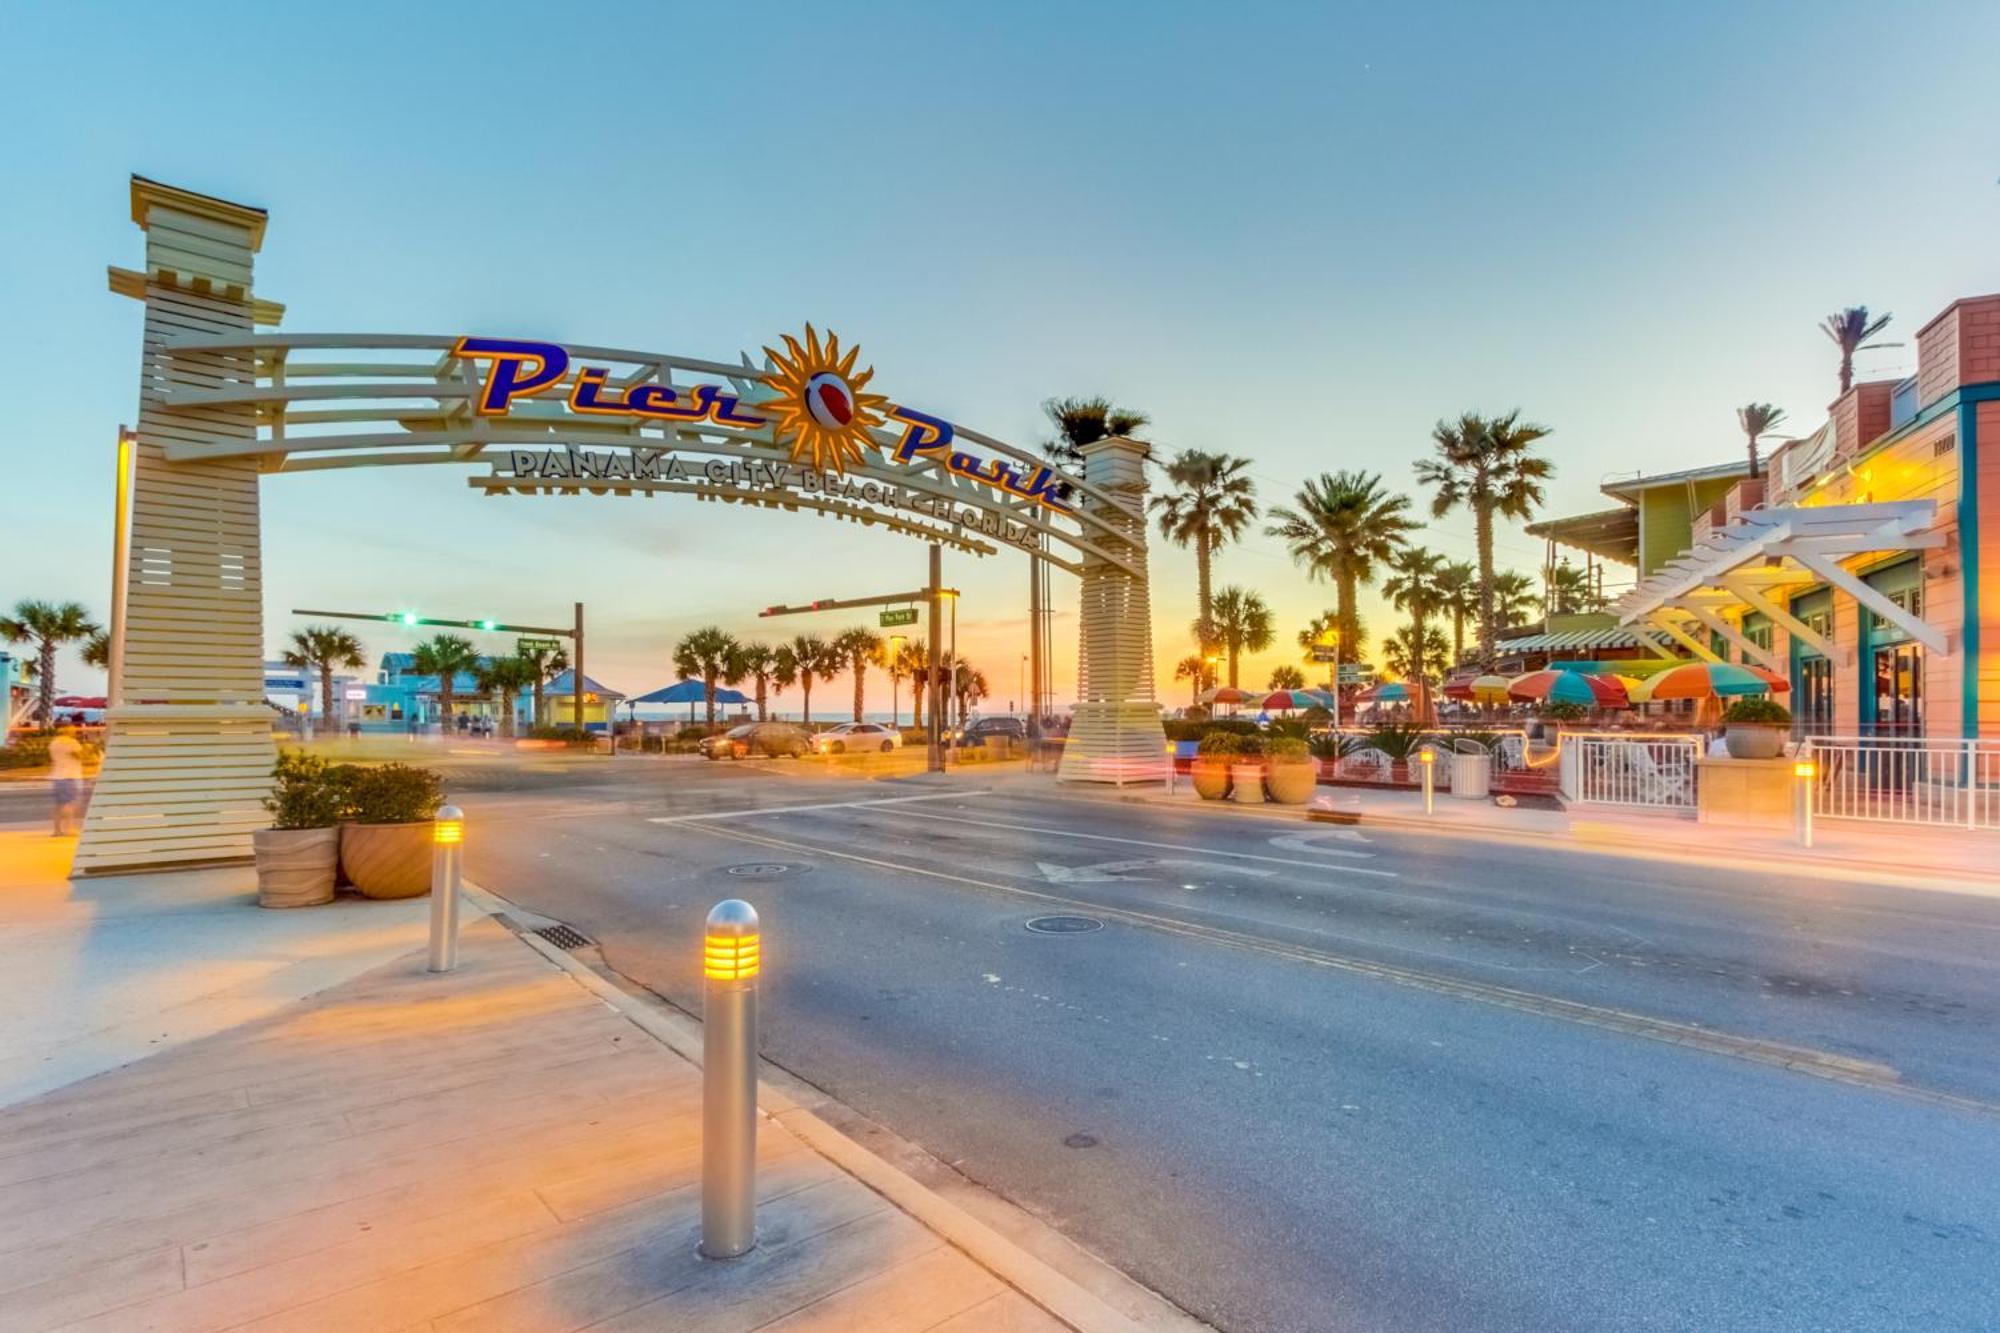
(815, 722, 902, 754)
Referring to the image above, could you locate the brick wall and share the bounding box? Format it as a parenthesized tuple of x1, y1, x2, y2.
(1915, 295, 2000, 407)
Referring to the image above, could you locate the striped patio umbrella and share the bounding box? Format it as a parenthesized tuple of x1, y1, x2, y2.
(1358, 681, 1412, 704)
(1508, 668, 1633, 708)
(1629, 661, 1788, 702)
(1200, 686, 1255, 706)
(1469, 674, 1514, 703)
(1256, 689, 1332, 711)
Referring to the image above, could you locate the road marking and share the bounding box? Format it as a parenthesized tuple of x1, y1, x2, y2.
(1036, 858, 1276, 885)
(678, 820, 2000, 1117)
(888, 808, 1397, 878)
(645, 790, 987, 824)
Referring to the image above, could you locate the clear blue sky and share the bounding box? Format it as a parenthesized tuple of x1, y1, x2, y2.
(3, 1, 1995, 708)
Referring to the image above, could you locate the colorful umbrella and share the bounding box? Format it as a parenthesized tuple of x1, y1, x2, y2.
(1359, 681, 1411, 704)
(1200, 686, 1254, 705)
(1630, 661, 1788, 702)
(1508, 669, 1632, 708)
(1256, 689, 1332, 711)
(1469, 674, 1513, 703)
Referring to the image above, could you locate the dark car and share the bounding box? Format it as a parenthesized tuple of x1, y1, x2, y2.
(955, 716, 1027, 747)
(699, 722, 810, 760)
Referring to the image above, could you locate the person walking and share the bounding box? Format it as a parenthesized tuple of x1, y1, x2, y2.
(47, 723, 87, 837)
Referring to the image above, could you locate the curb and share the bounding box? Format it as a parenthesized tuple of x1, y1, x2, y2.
(460, 881, 1208, 1333)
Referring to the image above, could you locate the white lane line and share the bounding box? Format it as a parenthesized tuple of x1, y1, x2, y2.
(646, 789, 988, 824)
(888, 808, 1398, 879)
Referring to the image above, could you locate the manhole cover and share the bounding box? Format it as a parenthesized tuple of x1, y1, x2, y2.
(1025, 915, 1103, 935)
(724, 862, 796, 878)
(1063, 1133, 1100, 1149)
(534, 924, 593, 951)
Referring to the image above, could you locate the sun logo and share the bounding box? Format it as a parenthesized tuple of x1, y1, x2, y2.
(758, 325, 889, 474)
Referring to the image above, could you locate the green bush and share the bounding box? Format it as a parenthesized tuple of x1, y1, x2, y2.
(1266, 717, 1310, 740)
(263, 751, 345, 830)
(1195, 731, 1243, 757)
(1723, 697, 1792, 724)
(1234, 733, 1267, 759)
(1308, 733, 1365, 761)
(1267, 736, 1310, 759)
(0, 730, 100, 770)
(340, 763, 445, 825)
(525, 725, 593, 744)
(1365, 724, 1427, 760)
(1540, 701, 1588, 722)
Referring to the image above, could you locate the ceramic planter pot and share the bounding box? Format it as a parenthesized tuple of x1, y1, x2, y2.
(340, 821, 435, 899)
(1264, 757, 1317, 805)
(252, 827, 338, 908)
(1190, 757, 1233, 800)
(1230, 762, 1267, 804)
(1724, 724, 1785, 760)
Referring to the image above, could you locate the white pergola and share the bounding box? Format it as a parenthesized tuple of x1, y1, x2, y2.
(1611, 501, 1946, 668)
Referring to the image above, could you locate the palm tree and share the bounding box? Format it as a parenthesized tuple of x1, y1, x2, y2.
(1042, 396, 1149, 469)
(1821, 306, 1893, 395)
(831, 627, 884, 723)
(1173, 654, 1206, 710)
(950, 660, 989, 728)
(1491, 570, 1540, 630)
(777, 633, 834, 726)
(1206, 586, 1274, 689)
(81, 630, 109, 671)
(2, 601, 101, 726)
(674, 627, 742, 730)
(1268, 664, 1306, 691)
(283, 625, 367, 729)
(1736, 402, 1787, 479)
(894, 640, 931, 728)
(472, 655, 535, 738)
(1416, 411, 1554, 668)
(1435, 561, 1479, 668)
(1381, 546, 1447, 684)
(1381, 623, 1451, 682)
(1544, 559, 1604, 616)
(731, 642, 778, 721)
(519, 641, 569, 728)
(411, 634, 480, 725)
(1265, 472, 1415, 657)
(1149, 450, 1258, 662)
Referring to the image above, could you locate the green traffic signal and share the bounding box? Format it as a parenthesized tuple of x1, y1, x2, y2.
(477, 619, 499, 631)
(399, 612, 420, 626)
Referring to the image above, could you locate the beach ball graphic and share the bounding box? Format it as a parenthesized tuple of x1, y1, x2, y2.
(805, 372, 856, 430)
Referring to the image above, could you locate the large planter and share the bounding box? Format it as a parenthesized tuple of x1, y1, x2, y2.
(340, 821, 435, 899)
(1230, 762, 1267, 804)
(251, 827, 338, 909)
(1265, 757, 1317, 805)
(1724, 725, 1785, 760)
(1190, 757, 1233, 801)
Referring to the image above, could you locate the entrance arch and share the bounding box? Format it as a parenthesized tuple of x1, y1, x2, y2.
(80, 178, 1166, 873)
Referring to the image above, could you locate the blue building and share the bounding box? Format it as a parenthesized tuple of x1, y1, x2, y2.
(359, 654, 624, 734)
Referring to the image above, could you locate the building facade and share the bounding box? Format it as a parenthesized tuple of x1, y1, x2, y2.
(360, 654, 623, 733)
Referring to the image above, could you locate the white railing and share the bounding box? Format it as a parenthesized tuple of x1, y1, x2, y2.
(1559, 733, 1702, 811)
(1803, 737, 2000, 830)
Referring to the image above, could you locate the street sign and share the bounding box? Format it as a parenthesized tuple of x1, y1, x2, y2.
(517, 636, 562, 655)
(1310, 647, 1338, 663)
(1337, 664, 1373, 685)
(879, 607, 918, 628)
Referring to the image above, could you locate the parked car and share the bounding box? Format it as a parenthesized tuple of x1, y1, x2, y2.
(954, 716, 1026, 747)
(699, 722, 811, 760)
(815, 722, 901, 754)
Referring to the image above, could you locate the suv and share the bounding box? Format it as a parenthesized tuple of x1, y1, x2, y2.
(956, 716, 1027, 747)
(699, 722, 810, 760)
(815, 722, 901, 754)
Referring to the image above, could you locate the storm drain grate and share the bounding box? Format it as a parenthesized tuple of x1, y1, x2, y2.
(724, 863, 797, 878)
(534, 924, 593, 951)
(1025, 915, 1104, 935)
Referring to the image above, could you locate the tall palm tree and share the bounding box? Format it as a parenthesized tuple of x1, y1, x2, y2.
(731, 642, 777, 721)
(1381, 623, 1451, 682)
(1434, 561, 1479, 668)
(2, 601, 100, 726)
(1736, 402, 1787, 479)
(1821, 306, 1893, 395)
(1491, 570, 1540, 630)
(1381, 546, 1447, 684)
(1149, 450, 1258, 663)
(673, 626, 742, 730)
(831, 627, 884, 723)
(777, 633, 834, 726)
(283, 625, 366, 729)
(472, 655, 535, 738)
(950, 660, 989, 728)
(519, 641, 569, 728)
(81, 630, 109, 671)
(1544, 559, 1604, 616)
(1205, 586, 1274, 689)
(1265, 472, 1415, 658)
(894, 640, 931, 728)
(1172, 654, 1206, 711)
(1042, 396, 1149, 469)
(411, 634, 480, 725)
(1416, 411, 1554, 668)
(1268, 664, 1306, 691)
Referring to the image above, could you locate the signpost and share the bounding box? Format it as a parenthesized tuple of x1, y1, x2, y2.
(516, 636, 562, 655)
(879, 607, 917, 628)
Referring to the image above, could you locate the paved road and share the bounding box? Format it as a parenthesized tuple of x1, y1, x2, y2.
(456, 760, 1999, 1328)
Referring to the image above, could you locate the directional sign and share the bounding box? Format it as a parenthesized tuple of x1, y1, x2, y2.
(879, 607, 919, 628)
(1310, 647, 1339, 662)
(517, 636, 563, 655)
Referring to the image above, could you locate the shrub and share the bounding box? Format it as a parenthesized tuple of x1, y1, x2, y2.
(1266, 717, 1310, 740)
(1267, 736, 1310, 759)
(1234, 733, 1267, 759)
(262, 751, 344, 830)
(1195, 731, 1243, 757)
(526, 725, 593, 744)
(1365, 724, 1427, 760)
(0, 729, 101, 770)
(1309, 733, 1365, 761)
(1723, 697, 1792, 724)
(1540, 701, 1588, 722)
(341, 763, 445, 825)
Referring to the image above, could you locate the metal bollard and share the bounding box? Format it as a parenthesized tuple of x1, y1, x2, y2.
(1419, 748, 1436, 815)
(428, 805, 464, 972)
(701, 899, 760, 1258)
(1794, 760, 1815, 848)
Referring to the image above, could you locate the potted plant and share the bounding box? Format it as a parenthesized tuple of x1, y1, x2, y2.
(253, 752, 343, 908)
(1191, 731, 1239, 800)
(1364, 723, 1426, 784)
(1264, 735, 1316, 804)
(1722, 697, 1791, 759)
(337, 762, 447, 899)
(1230, 733, 1268, 805)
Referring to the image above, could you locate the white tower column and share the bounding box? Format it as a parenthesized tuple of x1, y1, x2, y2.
(1058, 435, 1166, 784)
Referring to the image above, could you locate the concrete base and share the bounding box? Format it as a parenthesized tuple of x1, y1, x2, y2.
(1696, 756, 1794, 829)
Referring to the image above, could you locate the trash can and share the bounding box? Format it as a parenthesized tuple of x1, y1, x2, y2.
(1449, 750, 1491, 799)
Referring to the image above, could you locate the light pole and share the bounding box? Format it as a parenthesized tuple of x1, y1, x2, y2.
(428, 805, 465, 972)
(701, 898, 760, 1259)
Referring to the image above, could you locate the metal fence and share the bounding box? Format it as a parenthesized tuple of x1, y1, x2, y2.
(1559, 733, 1703, 811)
(1802, 737, 2000, 830)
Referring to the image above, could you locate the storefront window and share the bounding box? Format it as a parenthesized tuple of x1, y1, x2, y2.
(1863, 567, 1923, 738)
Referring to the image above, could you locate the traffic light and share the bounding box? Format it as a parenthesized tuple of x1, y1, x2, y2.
(477, 620, 499, 631)
(399, 612, 420, 626)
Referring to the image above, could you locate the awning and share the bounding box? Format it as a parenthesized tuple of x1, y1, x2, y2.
(1612, 500, 1945, 665)
(1493, 627, 1648, 653)
(1523, 506, 1639, 566)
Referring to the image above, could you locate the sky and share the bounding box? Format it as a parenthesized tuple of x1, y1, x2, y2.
(3, 0, 1996, 716)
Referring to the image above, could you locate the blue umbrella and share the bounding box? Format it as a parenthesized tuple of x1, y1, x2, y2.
(630, 679, 750, 705)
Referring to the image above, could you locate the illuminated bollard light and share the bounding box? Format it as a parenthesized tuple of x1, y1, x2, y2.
(1794, 759, 1816, 848)
(428, 805, 464, 972)
(701, 898, 761, 1259)
(1418, 747, 1436, 815)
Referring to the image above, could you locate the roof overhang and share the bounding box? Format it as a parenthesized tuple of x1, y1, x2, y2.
(1523, 505, 1638, 566)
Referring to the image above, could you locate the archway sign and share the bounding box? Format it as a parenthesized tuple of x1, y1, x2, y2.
(78, 178, 1165, 874)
